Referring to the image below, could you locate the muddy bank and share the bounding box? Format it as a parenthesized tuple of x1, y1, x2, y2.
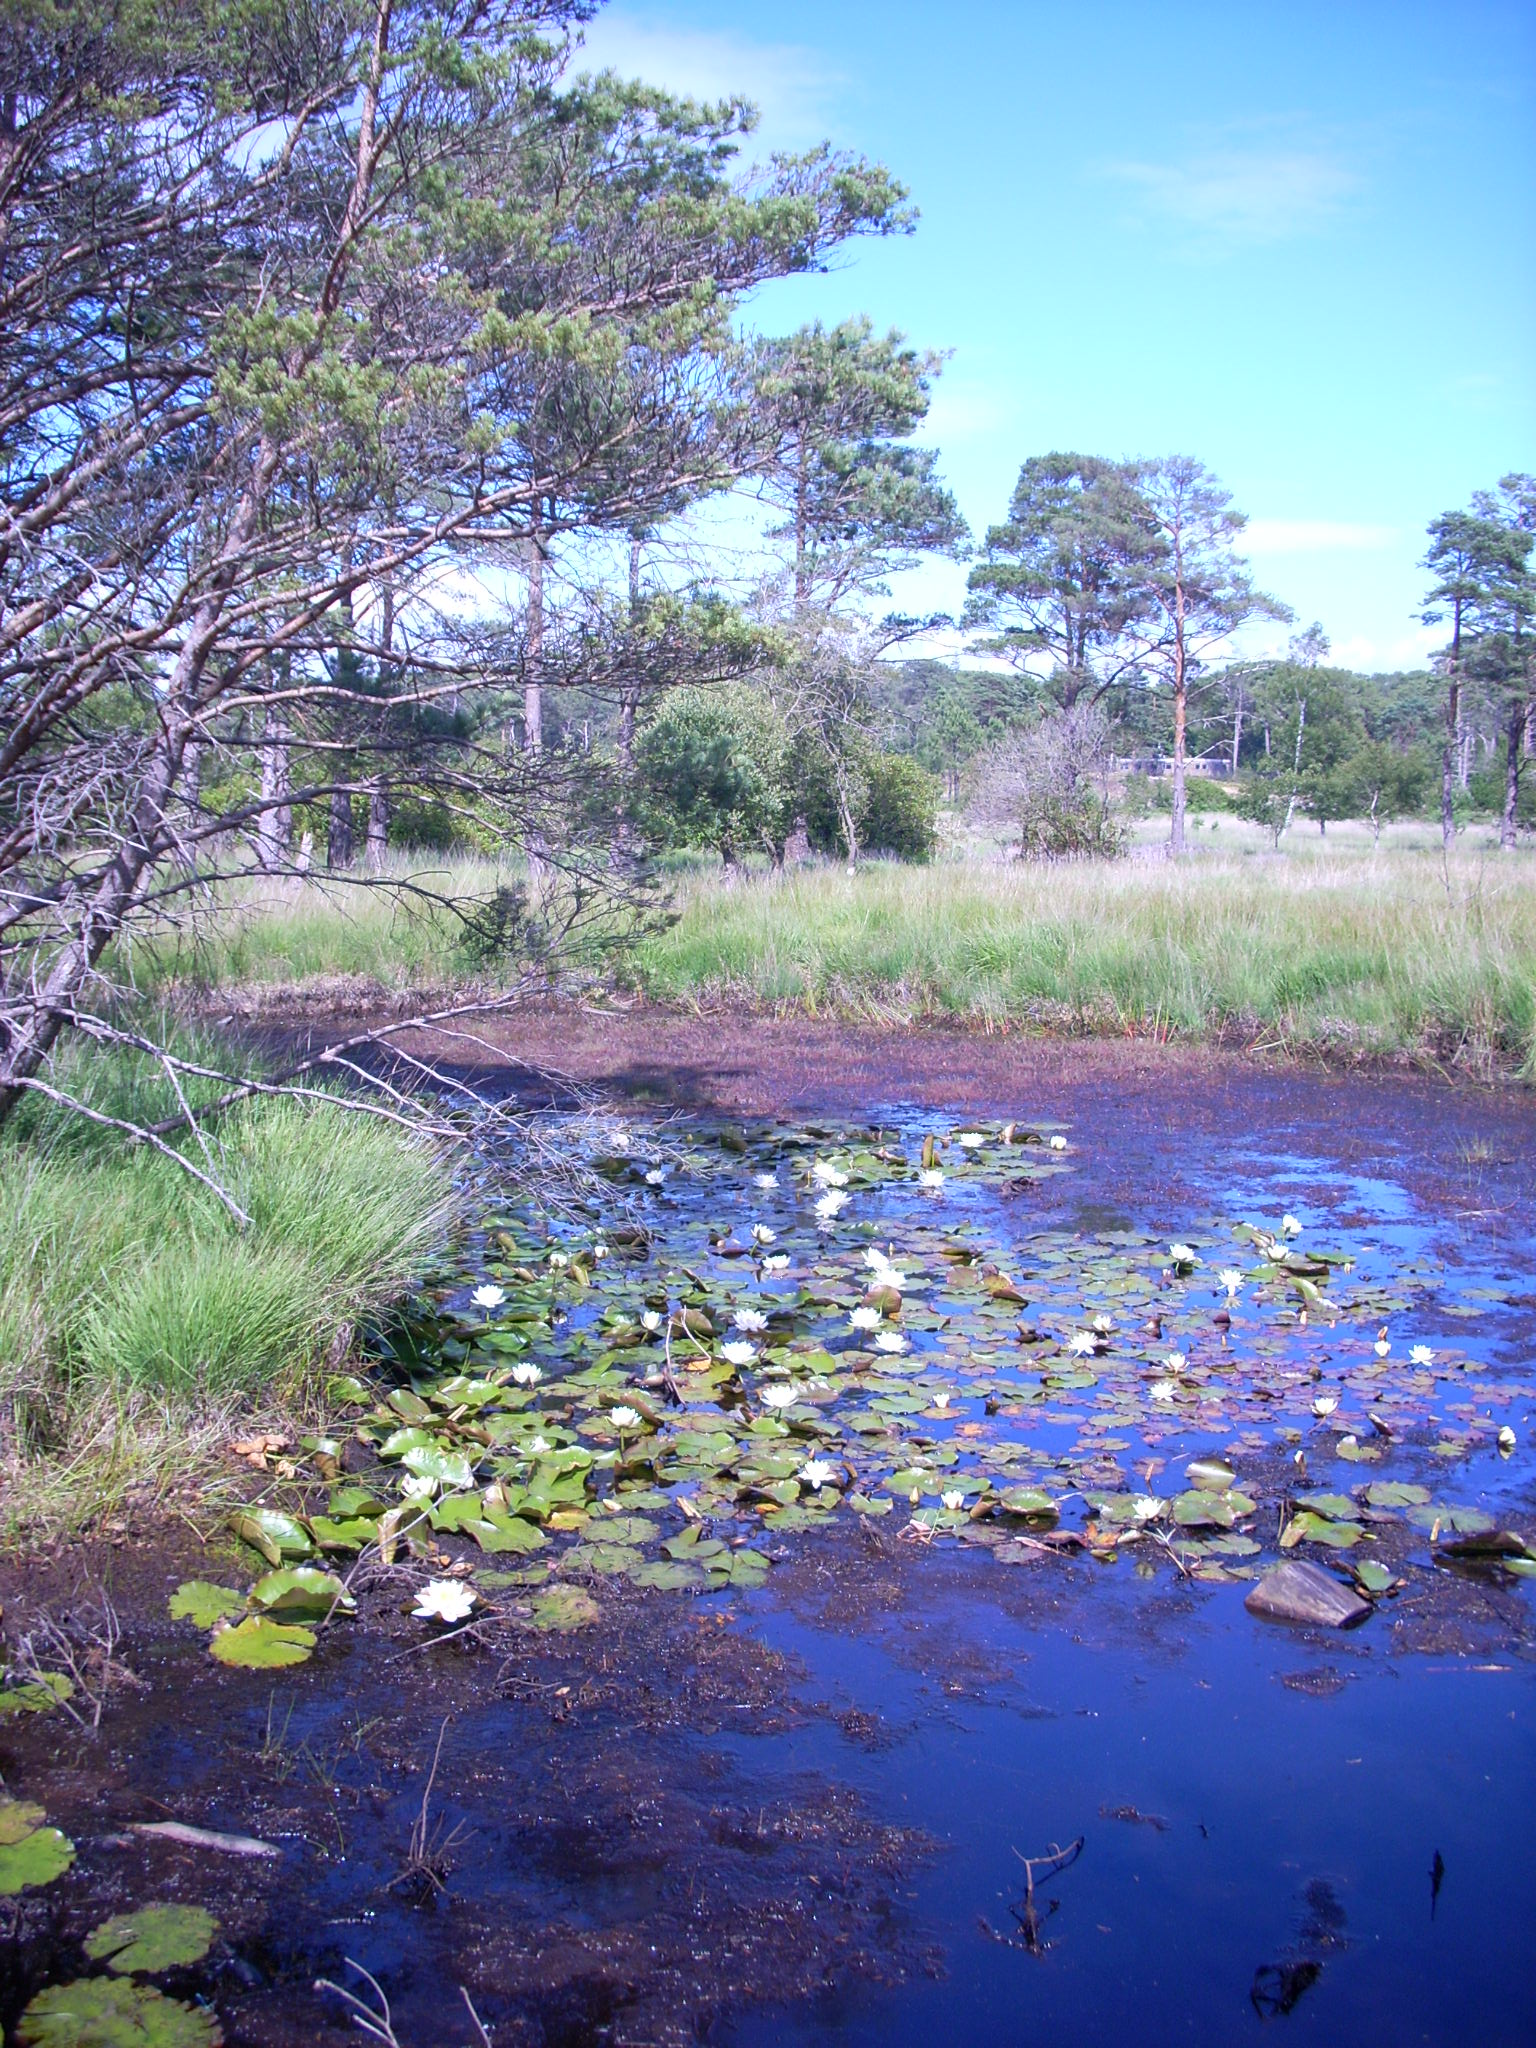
(264, 1000, 1536, 1226)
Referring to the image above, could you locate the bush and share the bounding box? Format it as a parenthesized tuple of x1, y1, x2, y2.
(968, 707, 1125, 862)
(859, 751, 940, 861)
(637, 683, 790, 864)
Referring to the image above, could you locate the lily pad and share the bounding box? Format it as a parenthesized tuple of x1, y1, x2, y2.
(0, 1821, 75, 1896)
(529, 1585, 601, 1631)
(208, 1617, 316, 1669)
(85, 1905, 218, 1974)
(248, 1568, 354, 1621)
(167, 1583, 246, 1630)
(1186, 1457, 1236, 1492)
(18, 1979, 222, 2047)
(1281, 1511, 1363, 1550)
(227, 1510, 311, 1565)
(0, 1671, 75, 1717)
(997, 1487, 1059, 1521)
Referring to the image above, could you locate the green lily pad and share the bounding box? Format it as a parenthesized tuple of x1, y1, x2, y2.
(629, 1560, 707, 1591)
(1282, 1511, 1363, 1549)
(18, 1978, 222, 2047)
(85, 1904, 219, 1974)
(0, 1821, 75, 1896)
(467, 1511, 547, 1555)
(248, 1568, 354, 1621)
(1173, 1490, 1237, 1529)
(529, 1586, 601, 1631)
(0, 1671, 75, 1717)
(997, 1487, 1059, 1521)
(1352, 1560, 1401, 1596)
(1186, 1457, 1236, 1492)
(167, 1584, 246, 1629)
(208, 1617, 316, 1669)
(226, 1510, 311, 1565)
(0, 1799, 47, 1843)
(401, 1444, 476, 1491)
(1362, 1481, 1431, 1509)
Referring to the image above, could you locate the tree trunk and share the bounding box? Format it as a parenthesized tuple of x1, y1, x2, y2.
(1230, 681, 1244, 776)
(1282, 697, 1307, 836)
(0, 444, 277, 1125)
(328, 787, 354, 868)
(1502, 698, 1525, 850)
(1442, 608, 1461, 849)
(524, 523, 549, 888)
(1167, 555, 1188, 858)
(366, 783, 389, 869)
(524, 530, 544, 759)
(610, 535, 643, 874)
(255, 700, 292, 872)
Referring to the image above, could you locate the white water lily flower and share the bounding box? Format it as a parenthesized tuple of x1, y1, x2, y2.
(413, 1580, 477, 1625)
(800, 1458, 839, 1488)
(608, 1128, 632, 1152)
(1048, 1134, 1068, 1152)
(1281, 1214, 1302, 1238)
(751, 1223, 777, 1245)
(848, 1305, 882, 1332)
(511, 1362, 542, 1387)
(1219, 1268, 1243, 1297)
(814, 1190, 848, 1221)
(760, 1384, 797, 1409)
(1131, 1495, 1164, 1522)
(762, 1253, 790, 1273)
(641, 1309, 663, 1332)
(548, 1251, 569, 1270)
(941, 1489, 965, 1512)
(919, 1168, 945, 1190)
(874, 1331, 909, 1354)
(1165, 1351, 1187, 1373)
(1091, 1313, 1114, 1334)
(1374, 1336, 1391, 1357)
(1149, 1379, 1177, 1402)
(471, 1283, 506, 1311)
(811, 1161, 849, 1187)
(1169, 1243, 1198, 1266)
(1068, 1331, 1098, 1358)
(608, 1405, 641, 1430)
(721, 1340, 757, 1367)
(400, 1473, 437, 1500)
(1312, 1392, 1339, 1417)
(644, 1167, 667, 1186)
(732, 1307, 769, 1333)
(956, 1131, 985, 1148)
(592, 1243, 608, 1261)
(932, 1391, 952, 1411)
(1410, 1343, 1435, 1365)
(754, 1172, 779, 1190)
(1498, 1425, 1517, 1452)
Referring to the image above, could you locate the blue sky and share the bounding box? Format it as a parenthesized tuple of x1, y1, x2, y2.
(577, 0, 1535, 670)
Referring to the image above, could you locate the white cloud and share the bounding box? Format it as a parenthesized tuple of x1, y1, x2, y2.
(1244, 519, 1400, 555)
(571, 11, 847, 156)
(1104, 137, 1360, 249)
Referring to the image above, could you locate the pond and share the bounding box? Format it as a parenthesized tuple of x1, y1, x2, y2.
(2, 1055, 1532, 2046)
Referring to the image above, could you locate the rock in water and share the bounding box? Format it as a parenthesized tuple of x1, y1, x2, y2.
(1245, 1561, 1371, 1629)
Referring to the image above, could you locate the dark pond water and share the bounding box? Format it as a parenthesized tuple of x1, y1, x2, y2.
(3, 1076, 1533, 2047)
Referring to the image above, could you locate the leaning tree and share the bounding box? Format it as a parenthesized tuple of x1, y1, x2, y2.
(0, 0, 912, 1134)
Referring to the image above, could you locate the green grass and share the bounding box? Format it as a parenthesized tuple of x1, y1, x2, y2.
(0, 1064, 456, 1526)
(631, 831, 1536, 1074)
(126, 829, 1536, 1075)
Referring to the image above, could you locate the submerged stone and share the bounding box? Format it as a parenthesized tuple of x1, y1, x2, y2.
(1245, 1561, 1371, 1630)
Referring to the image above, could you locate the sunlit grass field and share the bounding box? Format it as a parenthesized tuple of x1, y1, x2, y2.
(0, 1052, 454, 1528)
(141, 824, 1536, 1074)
